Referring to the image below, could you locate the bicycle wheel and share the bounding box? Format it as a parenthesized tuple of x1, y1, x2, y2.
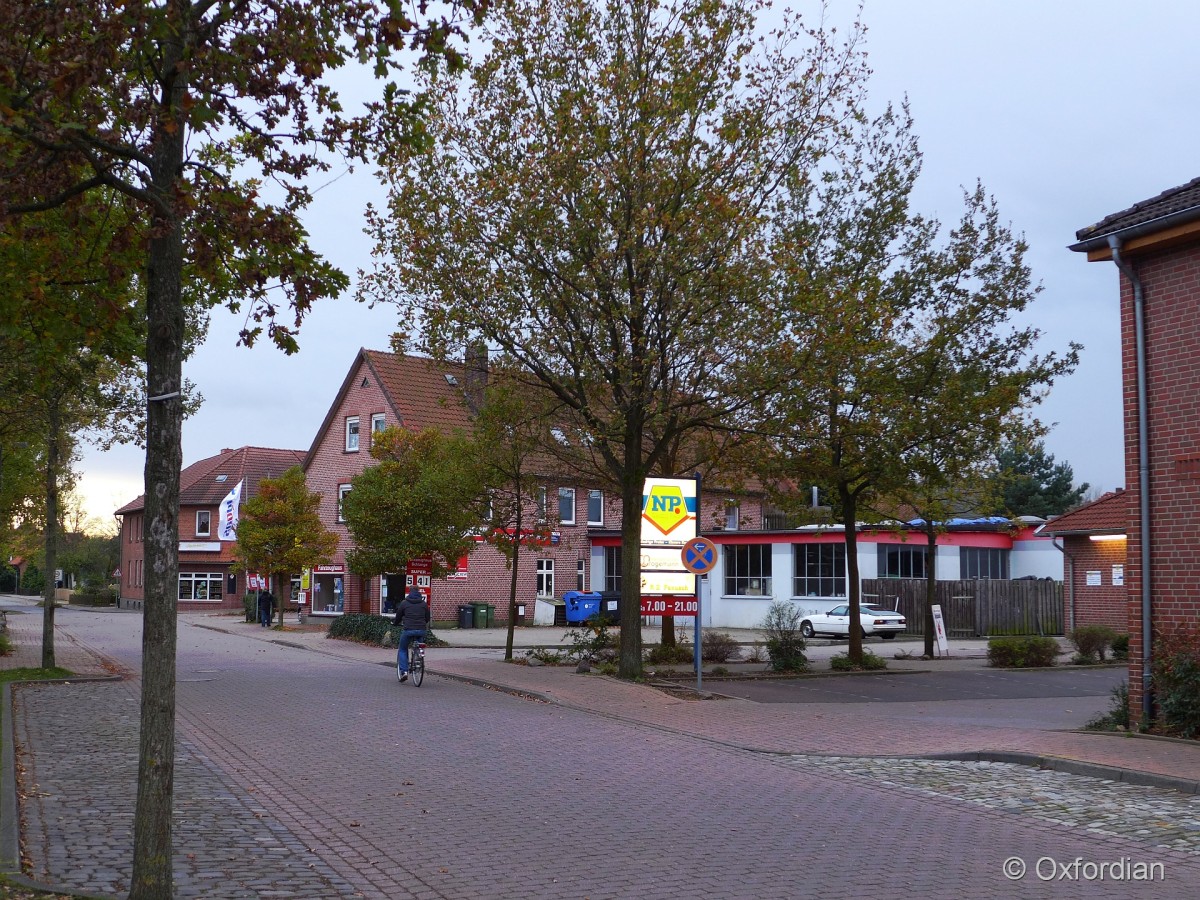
(411, 645, 424, 687)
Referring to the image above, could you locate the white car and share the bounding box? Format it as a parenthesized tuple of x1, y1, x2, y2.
(800, 603, 906, 640)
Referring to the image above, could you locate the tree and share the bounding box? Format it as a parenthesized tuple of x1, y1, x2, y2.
(362, 0, 869, 677)
(232, 466, 338, 625)
(342, 427, 489, 582)
(471, 375, 558, 660)
(763, 102, 1077, 664)
(1, 3, 482, 893)
(990, 440, 1088, 518)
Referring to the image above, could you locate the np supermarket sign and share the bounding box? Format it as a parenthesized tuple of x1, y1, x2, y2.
(641, 478, 697, 543)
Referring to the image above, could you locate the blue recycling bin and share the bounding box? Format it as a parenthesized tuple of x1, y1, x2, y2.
(563, 591, 601, 624)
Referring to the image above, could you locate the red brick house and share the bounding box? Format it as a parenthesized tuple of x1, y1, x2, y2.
(1071, 177, 1200, 722)
(116, 446, 306, 611)
(1038, 490, 1128, 633)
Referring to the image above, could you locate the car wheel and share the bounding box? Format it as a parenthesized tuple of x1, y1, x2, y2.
(801, 621, 815, 639)
(880, 633, 896, 640)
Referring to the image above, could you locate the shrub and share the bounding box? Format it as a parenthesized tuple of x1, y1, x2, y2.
(71, 586, 117, 606)
(525, 647, 568, 665)
(987, 636, 1060, 668)
(760, 601, 808, 673)
(830, 649, 887, 671)
(1112, 632, 1130, 660)
(1086, 682, 1130, 731)
(242, 593, 258, 622)
(564, 616, 615, 663)
(701, 631, 741, 663)
(1069, 624, 1119, 662)
(1151, 622, 1200, 739)
(328, 614, 443, 647)
(710, 665, 730, 676)
(645, 642, 693, 665)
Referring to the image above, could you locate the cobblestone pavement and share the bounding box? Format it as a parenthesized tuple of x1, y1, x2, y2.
(781, 756, 1200, 853)
(3, 602, 1200, 899)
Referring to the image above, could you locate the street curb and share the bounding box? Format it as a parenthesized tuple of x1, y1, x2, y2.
(921, 750, 1200, 795)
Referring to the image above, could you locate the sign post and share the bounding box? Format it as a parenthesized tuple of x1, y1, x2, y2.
(931, 604, 950, 657)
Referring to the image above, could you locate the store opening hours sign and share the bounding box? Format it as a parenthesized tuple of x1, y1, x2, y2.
(641, 596, 699, 617)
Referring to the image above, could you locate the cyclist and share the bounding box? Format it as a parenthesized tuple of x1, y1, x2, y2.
(393, 586, 429, 683)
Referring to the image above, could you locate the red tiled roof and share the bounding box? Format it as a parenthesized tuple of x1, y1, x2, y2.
(1073, 177, 1200, 245)
(1037, 490, 1128, 536)
(114, 446, 306, 515)
(363, 350, 475, 434)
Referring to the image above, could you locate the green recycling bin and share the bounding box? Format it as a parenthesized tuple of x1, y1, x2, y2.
(484, 603, 495, 628)
(471, 602, 489, 629)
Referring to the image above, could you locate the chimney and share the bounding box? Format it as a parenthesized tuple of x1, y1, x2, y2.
(464, 343, 488, 413)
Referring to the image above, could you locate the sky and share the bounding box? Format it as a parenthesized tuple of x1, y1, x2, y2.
(74, 0, 1200, 528)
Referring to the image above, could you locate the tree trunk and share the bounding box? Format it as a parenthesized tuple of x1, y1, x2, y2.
(660, 615, 675, 647)
(504, 497, 523, 661)
(838, 482, 863, 664)
(923, 524, 937, 657)
(40, 399, 60, 669)
(130, 6, 189, 894)
(618, 470, 644, 678)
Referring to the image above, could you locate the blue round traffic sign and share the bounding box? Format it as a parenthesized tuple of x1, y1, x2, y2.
(681, 537, 718, 574)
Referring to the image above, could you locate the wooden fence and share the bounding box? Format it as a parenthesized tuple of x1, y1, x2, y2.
(861, 579, 1064, 637)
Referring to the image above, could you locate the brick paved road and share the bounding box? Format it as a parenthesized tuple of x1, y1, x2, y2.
(9, 610, 1200, 899)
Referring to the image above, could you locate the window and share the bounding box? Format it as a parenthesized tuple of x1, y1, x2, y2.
(536, 485, 547, 523)
(371, 413, 386, 433)
(793, 544, 846, 597)
(576, 558, 586, 591)
(558, 487, 576, 525)
(724, 544, 771, 596)
(338, 484, 351, 522)
(960, 547, 1009, 580)
(724, 503, 740, 531)
(603, 546, 622, 593)
(179, 572, 223, 601)
(345, 416, 360, 452)
(588, 490, 604, 526)
(195, 510, 211, 537)
(536, 559, 554, 598)
(878, 544, 927, 579)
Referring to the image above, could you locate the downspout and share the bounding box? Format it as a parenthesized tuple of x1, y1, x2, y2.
(1107, 234, 1153, 726)
(1051, 537, 1075, 634)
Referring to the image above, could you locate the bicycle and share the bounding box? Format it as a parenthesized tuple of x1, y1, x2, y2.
(398, 636, 426, 687)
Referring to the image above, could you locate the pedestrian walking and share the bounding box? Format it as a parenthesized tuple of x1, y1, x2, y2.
(258, 588, 275, 627)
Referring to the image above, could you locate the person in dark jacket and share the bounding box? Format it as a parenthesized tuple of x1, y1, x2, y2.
(257, 589, 275, 627)
(393, 586, 430, 682)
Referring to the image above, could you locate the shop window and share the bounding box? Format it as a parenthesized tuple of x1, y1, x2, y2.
(878, 545, 927, 579)
(724, 544, 771, 596)
(793, 544, 845, 597)
(960, 547, 1009, 580)
(179, 572, 223, 601)
(603, 546, 622, 593)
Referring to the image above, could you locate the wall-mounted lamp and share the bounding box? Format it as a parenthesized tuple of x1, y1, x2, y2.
(1089, 534, 1127, 542)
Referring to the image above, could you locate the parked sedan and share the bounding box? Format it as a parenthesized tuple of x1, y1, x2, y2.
(800, 603, 906, 640)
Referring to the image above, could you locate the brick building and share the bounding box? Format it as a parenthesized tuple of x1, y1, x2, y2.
(116, 446, 306, 612)
(1038, 490, 1128, 633)
(1071, 177, 1200, 723)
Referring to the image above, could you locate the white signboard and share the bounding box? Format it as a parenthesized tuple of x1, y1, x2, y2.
(1086, 570, 1102, 586)
(1112, 565, 1124, 587)
(930, 604, 949, 656)
(639, 477, 697, 595)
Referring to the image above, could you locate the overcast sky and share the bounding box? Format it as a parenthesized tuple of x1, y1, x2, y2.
(75, 0, 1200, 527)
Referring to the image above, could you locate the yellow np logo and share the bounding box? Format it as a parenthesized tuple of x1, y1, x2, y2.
(642, 484, 692, 536)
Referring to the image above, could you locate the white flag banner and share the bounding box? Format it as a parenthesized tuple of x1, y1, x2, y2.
(218, 480, 243, 541)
